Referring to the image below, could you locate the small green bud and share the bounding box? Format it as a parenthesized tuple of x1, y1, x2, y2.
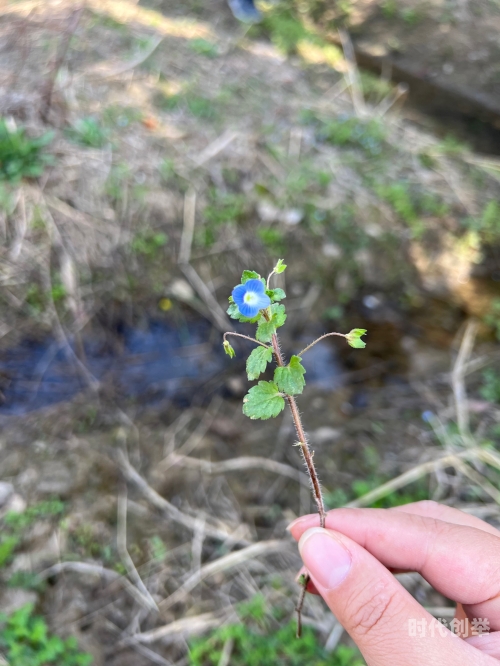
(274, 258, 287, 274)
(346, 328, 367, 349)
(223, 340, 236, 358)
(297, 573, 307, 587)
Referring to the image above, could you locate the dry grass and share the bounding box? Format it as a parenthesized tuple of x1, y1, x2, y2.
(0, 2, 500, 664)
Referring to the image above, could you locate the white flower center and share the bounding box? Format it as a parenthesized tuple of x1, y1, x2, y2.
(243, 291, 258, 305)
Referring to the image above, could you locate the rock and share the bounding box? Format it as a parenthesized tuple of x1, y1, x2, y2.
(280, 208, 303, 226)
(257, 201, 280, 223)
(0, 481, 14, 507)
(168, 278, 195, 302)
(322, 242, 342, 259)
(37, 461, 75, 497)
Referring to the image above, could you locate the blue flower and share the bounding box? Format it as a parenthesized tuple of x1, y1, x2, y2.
(232, 279, 270, 318)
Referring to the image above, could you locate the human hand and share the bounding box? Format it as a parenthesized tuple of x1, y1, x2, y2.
(288, 501, 500, 665)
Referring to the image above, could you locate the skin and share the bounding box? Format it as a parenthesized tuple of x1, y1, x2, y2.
(288, 501, 500, 665)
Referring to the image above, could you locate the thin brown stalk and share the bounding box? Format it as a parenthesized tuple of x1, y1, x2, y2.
(297, 332, 346, 357)
(223, 331, 270, 349)
(263, 310, 326, 635)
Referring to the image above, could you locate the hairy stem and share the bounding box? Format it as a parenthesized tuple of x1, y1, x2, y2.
(223, 332, 270, 349)
(265, 322, 325, 526)
(262, 310, 326, 635)
(297, 332, 346, 357)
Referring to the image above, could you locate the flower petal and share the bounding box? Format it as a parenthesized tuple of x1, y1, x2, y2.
(244, 278, 266, 294)
(232, 283, 248, 308)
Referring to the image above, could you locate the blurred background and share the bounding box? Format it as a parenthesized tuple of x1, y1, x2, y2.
(0, 0, 500, 664)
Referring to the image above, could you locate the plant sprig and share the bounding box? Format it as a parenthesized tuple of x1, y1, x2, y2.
(223, 259, 367, 636)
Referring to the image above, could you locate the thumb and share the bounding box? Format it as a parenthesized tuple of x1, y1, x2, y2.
(298, 527, 490, 666)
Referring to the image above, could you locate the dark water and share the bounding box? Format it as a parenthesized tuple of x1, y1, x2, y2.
(0, 321, 342, 416)
(0, 320, 223, 415)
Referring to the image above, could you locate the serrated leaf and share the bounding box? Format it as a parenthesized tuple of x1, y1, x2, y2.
(348, 337, 366, 349)
(223, 340, 235, 358)
(274, 355, 306, 395)
(255, 304, 286, 341)
(346, 328, 367, 349)
(271, 303, 287, 328)
(246, 346, 273, 380)
(241, 270, 265, 286)
(274, 258, 287, 274)
(241, 270, 260, 283)
(256, 319, 276, 342)
(266, 288, 286, 302)
(242, 381, 285, 420)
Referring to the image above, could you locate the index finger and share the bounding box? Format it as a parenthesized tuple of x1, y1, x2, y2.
(392, 500, 500, 538)
(289, 507, 500, 629)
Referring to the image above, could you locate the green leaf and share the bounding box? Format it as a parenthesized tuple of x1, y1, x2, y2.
(223, 340, 235, 358)
(346, 328, 367, 349)
(242, 381, 285, 420)
(266, 288, 286, 302)
(274, 258, 287, 274)
(246, 346, 273, 380)
(256, 319, 275, 342)
(255, 304, 286, 342)
(271, 303, 286, 327)
(274, 355, 306, 395)
(241, 270, 260, 284)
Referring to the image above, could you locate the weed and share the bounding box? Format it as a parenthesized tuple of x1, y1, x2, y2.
(0, 536, 19, 567)
(465, 200, 500, 243)
(438, 134, 469, 156)
(189, 595, 364, 665)
(259, 7, 309, 55)
(325, 477, 428, 509)
(0, 604, 92, 666)
(258, 226, 285, 253)
(484, 298, 500, 340)
(5, 499, 65, 532)
(66, 117, 109, 148)
(155, 89, 218, 120)
(319, 116, 386, 156)
(103, 105, 143, 128)
(189, 38, 218, 57)
(359, 71, 394, 104)
(375, 181, 448, 238)
(480, 369, 500, 403)
(381, 0, 397, 18)
(7, 571, 45, 591)
(0, 500, 65, 571)
(105, 163, 131, 204)
(130, 230, 168, 256)
(197, 189, 248, 247)
(0, 120, 54, 182)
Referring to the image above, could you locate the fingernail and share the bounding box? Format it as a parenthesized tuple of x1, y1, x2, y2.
(298, 527, 351, 590)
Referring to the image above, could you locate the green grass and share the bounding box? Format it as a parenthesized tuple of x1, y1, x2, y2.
(0, 604, 92, 666)
(154, 89, 218, 120)
(0, 500, 65, 569)
(375, 181, 448, 238)
(189, 595, 365, 666)
(480, 369, 500, 403)
(65, 117, 109, 148)
(484, 298, 500, 341)
(0, 119, 54, 182)
(189, 38, 218, 58)
(130, 230, 168, 256)
(318, 116, 386, 157)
